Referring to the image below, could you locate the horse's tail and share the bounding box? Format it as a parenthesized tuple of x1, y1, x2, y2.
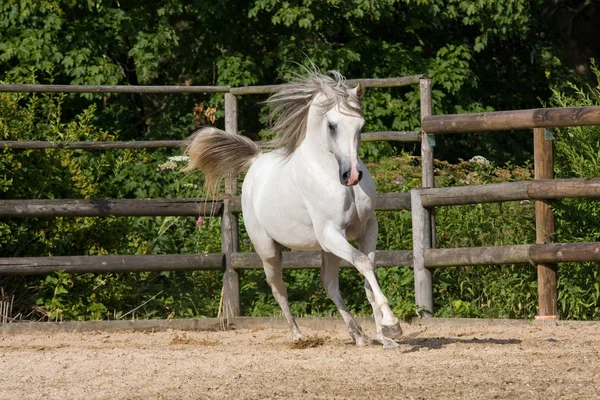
(182, 127, 260, 193)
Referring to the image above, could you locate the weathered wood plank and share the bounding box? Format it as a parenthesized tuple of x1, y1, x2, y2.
(0, 84, 230, 94)
(347, 75, 426, 88)
(420, 78, 436, 251)
(420, 182, 530, 207)
(0, 193, 408, 218)
(529, 242, 600, 264)
(1, 76, 424, 97)
(221, 93, 241, 318)
(419, 179, 600, 208)
(411, 189, 433, 316)
(422, 106, 600, 134)
(0, 198, 228, 217)
(534, 128, 558, 319)
(231, 250, 413, 269)
(424, 242, 600, 268)
(424, 245, 531, 267)
(360, 131, 421, 142)
(0, 140, 185, 149)
(528, 178, 600, 199)
(1, 241, 597, 276)
(374, 192, 411, 211)
(0, 254, 224, 275)
(0, 132, 420, 151)
(420, 79, 435, 190)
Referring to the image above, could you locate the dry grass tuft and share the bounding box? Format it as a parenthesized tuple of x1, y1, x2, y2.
(287, 335, 328, 349)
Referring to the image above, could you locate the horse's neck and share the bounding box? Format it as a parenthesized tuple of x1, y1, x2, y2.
(295, 114, 337, 173)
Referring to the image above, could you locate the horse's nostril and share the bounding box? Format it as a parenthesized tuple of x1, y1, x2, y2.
(342, 171, 351, 181)
(358, 170, 363, 181)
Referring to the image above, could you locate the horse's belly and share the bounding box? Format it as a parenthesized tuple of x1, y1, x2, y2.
(255, 198, 321, 251)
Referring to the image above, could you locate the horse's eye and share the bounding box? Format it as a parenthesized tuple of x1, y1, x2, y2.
(327, 122, 337, 133)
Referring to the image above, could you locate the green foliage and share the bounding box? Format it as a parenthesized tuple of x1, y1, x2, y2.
(0, 0, 574, 163)
(549, 62, 600, 320)
(430, 160, 538, 319)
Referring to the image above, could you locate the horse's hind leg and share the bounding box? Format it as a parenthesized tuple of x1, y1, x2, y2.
(246, 215, 304, 341)
(260, 244, 304, 341)
(321, 251, 368, 346)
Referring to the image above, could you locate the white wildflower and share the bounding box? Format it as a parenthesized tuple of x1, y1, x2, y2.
(168, 156, 190, 163)
(157, 161, 177, 171)
(469, 155, 490, 165)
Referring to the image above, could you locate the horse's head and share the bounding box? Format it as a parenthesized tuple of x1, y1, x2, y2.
(320, 82, 365, 186)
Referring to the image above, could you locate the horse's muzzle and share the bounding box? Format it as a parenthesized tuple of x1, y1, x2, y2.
(341, 170, 363, 186)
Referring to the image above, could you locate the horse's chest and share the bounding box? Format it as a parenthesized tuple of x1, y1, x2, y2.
(323, 191, 370, 228)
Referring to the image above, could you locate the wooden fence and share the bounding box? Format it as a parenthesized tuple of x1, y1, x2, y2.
(2, 77, 600, 323)
(0, 76, 425, 321)
(414, 107, 600, 320)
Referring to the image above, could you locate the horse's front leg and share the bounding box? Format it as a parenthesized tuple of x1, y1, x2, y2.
(357, 217, 402, 349)
(318, 222, 402, 340)
(321, 251, 369, 346)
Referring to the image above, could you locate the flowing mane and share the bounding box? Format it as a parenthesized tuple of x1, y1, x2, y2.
(265, 70, 364, 158)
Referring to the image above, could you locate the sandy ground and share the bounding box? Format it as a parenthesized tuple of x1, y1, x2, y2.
(0, 319, 599, 400)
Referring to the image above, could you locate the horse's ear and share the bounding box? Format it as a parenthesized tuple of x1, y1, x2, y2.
(352, 82, 365, 100)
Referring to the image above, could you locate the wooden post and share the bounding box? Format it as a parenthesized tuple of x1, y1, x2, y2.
(534, 127, 558, 320)
(420, 78, 436, 248)
(221, 93, 241, 321)
(411, 189, 433, 316)
(414, 78, 435, 316)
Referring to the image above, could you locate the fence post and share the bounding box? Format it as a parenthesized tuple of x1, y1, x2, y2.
(221, 93, 241, 321)
(411, 189, 434, 316)
(533, 127, 558, 320)
(414, 77, 435, 317)
(420, 79, 436, 244)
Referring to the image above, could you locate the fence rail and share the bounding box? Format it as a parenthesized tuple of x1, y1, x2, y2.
(0, 193, 411, 218)
(0, 75, 426, 95)
(421, 105, 600, 134)
(424, 242, 600, 268)
(0, 84, 232, 94)
(0, 254, 225, 275)
(0, 250, 413, 275)
(419, 178, 600, 207)
(0, 131, 420, 150)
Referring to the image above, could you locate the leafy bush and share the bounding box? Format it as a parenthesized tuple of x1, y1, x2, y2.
(0, 88, 225, 321)
(549, 63, 600, 320)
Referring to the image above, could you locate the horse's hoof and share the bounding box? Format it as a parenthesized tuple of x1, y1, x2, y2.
(382, 338, 400, 350)
(292, 333, 306, 342)
(381, 322, 403, 339)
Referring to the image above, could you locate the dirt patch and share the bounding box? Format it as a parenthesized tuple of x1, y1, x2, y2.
(287, 334, 328, 349)
(0, 320, 599, 399)
(169, 333, 219, 347)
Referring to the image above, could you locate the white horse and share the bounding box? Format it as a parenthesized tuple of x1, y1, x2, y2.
(184, 71, 402, 348)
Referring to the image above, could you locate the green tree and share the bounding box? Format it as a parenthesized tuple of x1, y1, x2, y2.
(0, 0, 574, 162)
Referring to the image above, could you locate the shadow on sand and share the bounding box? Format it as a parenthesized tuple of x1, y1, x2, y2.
(396, 336, 522, 353)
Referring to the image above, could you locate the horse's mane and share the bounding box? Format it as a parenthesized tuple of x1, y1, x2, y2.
(265, 70, 363, 158)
